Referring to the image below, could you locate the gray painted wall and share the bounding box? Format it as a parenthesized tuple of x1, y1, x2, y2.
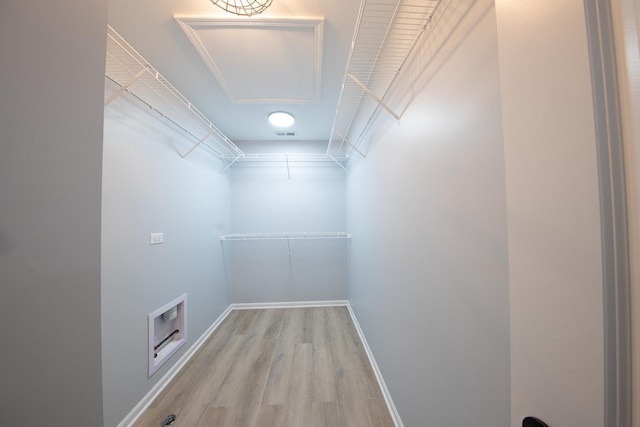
(346, 1, 511, 426)
(228, 160, 348, 302)
(101, 90, 231, 425)
(495, 1, 605, 425)
(0, 1, 108, 425)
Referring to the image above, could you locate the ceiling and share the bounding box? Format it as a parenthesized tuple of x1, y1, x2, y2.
(106, 0, 363, 144)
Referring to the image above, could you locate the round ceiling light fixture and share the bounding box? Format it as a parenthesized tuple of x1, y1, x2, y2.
(268, 111, 295, 128)
(210, 0, 273, 17)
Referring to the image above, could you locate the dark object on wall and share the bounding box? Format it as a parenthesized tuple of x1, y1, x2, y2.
(523, 416, 549, 427)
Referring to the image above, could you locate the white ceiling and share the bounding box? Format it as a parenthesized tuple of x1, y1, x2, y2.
(107, 0, 363, 143)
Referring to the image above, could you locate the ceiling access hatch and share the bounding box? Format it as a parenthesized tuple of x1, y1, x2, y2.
(175, 17, 324, 104)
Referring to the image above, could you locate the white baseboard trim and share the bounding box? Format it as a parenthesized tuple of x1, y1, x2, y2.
(346, 303, 404, 427)
(117, 305, 233, 427)
(230, 300, 349, 310)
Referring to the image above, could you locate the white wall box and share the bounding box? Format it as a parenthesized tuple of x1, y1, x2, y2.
(148, 294, 187, 377)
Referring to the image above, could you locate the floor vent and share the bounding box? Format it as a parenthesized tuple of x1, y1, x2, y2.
(160, 414, 176, 425)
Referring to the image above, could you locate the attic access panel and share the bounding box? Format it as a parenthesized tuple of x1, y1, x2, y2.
(175, 17, 324, 103)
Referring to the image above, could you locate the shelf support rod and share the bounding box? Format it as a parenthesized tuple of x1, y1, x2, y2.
(334, 130, 367, 158)
(104, 68, 147, 107)
(286, 155, 291, 180)
(220, 153, 243, 173)
(328, 154, 348, 172)
(180, 130, 213, 159)
(347, 72, 401, 121)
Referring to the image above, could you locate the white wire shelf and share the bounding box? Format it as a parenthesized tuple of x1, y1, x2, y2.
(105, 25, 244, 160)
(219, 153, 350, 174)
(221, 153, 349, 163)
(327, 0, 442, 157)
(220, 232, 352, 241)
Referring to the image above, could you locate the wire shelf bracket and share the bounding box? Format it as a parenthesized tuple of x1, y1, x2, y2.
(328, 154, 348, 172)
(333, 130, 367, 158)
(347, 72, 401, 121)
(220, 153, 244, 173)
(180, 130, 214, 159)
(104, 68, 147, 107)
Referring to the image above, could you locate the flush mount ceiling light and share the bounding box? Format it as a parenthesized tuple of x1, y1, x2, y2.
(210, 0, 273, 17)
(269, 111, 295, 128)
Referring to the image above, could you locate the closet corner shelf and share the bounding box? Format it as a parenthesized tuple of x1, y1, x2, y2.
(220, 232, 351, 241)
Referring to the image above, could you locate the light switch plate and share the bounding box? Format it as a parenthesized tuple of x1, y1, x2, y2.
(150, 233, 164, 245)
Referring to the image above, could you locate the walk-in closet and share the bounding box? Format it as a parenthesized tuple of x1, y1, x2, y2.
(2, 0, 636, 426)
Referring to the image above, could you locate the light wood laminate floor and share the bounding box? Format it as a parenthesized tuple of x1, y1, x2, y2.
(133, 307, 394, 427)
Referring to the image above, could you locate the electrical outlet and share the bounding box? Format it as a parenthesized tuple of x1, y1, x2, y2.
(149, 233, 164, 245)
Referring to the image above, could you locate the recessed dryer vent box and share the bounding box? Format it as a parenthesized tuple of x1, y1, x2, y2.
(148, 294, 187, 377)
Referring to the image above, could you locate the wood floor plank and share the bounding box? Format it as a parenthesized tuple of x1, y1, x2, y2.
(311, 401, 343, 427)
(195, 406, 230, 427)
(260, 341, 293, 406)
(312, 345, 336, 403)
(132, 306, 394, 427)
(253, 404, 286, 427)
(283, 342, 313, 426)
